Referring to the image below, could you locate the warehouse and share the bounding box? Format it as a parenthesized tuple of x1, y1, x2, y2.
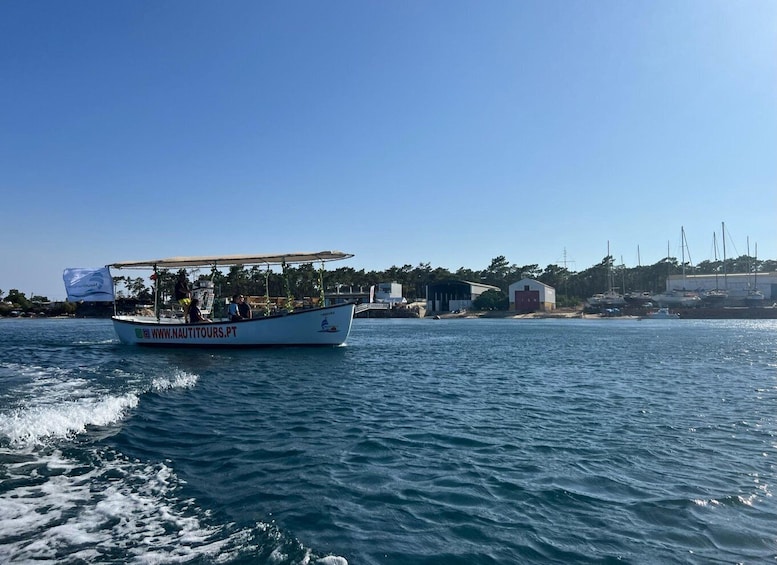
(426, 280, 500, 313)
(667, 272, 776, 300)
(508, 278, 556, 312)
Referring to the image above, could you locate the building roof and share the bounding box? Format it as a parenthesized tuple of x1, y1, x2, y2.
(509, 278, 555, 290)
(427, 279, 501, 292)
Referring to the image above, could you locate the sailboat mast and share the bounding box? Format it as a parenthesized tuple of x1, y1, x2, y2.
(721, 222, 727, 290)
(713, 232, 719, 290)
(747, 235, 753, 286)
(681, 227, 686, 287)
(747, 236, 751, 281)
(620, 255, 625, 293)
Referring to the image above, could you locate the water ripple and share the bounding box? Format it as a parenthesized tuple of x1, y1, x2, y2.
(1, 318, 775, 564)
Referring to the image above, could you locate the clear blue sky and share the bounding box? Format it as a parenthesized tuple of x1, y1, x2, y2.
(2, 1, 775, 300)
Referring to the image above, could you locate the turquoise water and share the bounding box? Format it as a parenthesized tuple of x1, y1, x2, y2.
(0, 317, 775, 564)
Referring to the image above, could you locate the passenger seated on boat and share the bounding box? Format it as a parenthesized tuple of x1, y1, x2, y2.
(188, 298, 211, 323)
(228, 294, 243, 322)
(237, 295, 252, 320)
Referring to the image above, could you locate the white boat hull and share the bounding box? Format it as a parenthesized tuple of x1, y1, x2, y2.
(587, 291, 626, 308)
(652, 292, 701, 307)
(111, 303, 355, 347)
(645, 307, 680, 319)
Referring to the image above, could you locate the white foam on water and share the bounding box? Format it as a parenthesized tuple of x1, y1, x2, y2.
(322, 553, 349, 563)
(0, 393, 139, 447)
(0, 447, 348, 565)
(72, 339, 117, 345)
(0, 362, 82, 396)
(0, 446, 347, 564)
(269, 546, 292, 563)
(152, 369, 199, 392)
(0, 448, 234, 564)
(0, 362, 346, 563)
(0, 450, 94, 553)
(0, 359, 160, 448)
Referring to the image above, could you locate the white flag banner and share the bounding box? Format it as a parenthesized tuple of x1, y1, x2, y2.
(63, 267, 115, 302)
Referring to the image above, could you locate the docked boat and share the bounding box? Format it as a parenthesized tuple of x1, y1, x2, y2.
(587, 290, 626, 308)
(744, 240, 764, 308)
(644, 307, 680, 319)
(652, 289, 701, 308)
(587, 243, 625, 309)
(701, 229, 728, 305)
(624, 291, 654, 306)
(744, 289, 765, 308)
(701, 288, 728, 305)
(653, 226, 701, 308)
(106, 251, 355, 347)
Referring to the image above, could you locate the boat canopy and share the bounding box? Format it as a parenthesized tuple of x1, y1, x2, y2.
(108, 251, 353, 270)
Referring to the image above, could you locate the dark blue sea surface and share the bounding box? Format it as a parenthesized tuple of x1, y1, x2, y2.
(0, 317, 775, 564)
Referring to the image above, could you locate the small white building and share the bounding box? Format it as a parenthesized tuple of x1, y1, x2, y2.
(372, 282, 405, 304)
(508, 278, 556, 312)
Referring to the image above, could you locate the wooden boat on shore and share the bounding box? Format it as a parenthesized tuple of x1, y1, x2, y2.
(107, 251, 355, 347)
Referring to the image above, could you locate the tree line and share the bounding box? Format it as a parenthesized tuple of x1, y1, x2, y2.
(110, 253, 776, 310)
(1, 252, 774, 315)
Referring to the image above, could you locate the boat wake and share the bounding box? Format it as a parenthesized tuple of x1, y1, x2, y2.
(0, 360, 347, 564)
(0, 444, 346, 564)
(0, 393, 138, 447)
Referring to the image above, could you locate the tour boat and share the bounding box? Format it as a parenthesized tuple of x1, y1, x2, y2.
(107, 251, 355, 347)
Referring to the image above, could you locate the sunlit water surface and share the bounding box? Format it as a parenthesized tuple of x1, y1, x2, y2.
(0, 317, 775, 564)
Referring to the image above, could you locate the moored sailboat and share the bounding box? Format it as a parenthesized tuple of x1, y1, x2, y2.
(586, 242, 625, 309)
(652, 227, 701, 307)
(744, 240, 765, 308)
(701, 228, 728, 305)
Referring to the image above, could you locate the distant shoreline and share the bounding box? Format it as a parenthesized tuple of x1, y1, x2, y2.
(433, 307, 777, 320)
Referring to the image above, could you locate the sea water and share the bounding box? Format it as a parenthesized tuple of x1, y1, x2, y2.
(0, 317, 774, 564)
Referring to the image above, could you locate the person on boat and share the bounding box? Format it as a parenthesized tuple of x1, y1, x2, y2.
(237, 295, 252, 320)
(228, 294, 243, 321)
(188, 298, 211, 323)
(174, 272, 192, 322)
(174, 272, 191, 308)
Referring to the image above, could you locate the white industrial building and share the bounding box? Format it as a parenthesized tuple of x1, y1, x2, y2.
(508, 278, 556, 312)
(668, 272, 776, 300)
(372, 282, 405, 304)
